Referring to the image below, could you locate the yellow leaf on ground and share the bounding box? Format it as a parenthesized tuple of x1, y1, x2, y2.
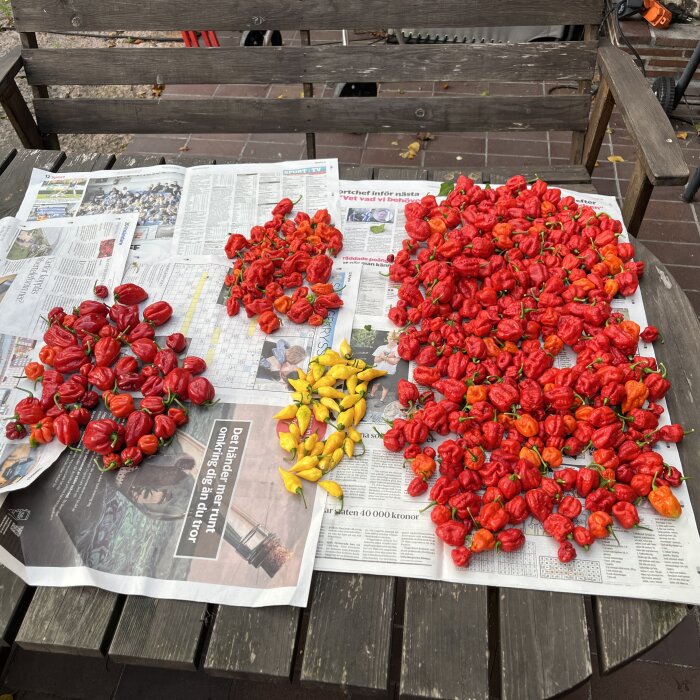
(607, 155, 625, 163)
(407, 141, 421, 153)
(676, 131, 688, 140)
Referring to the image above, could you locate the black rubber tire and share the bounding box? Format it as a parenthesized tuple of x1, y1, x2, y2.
(243, 30, 282, 46)
(652, 76, 677, 116)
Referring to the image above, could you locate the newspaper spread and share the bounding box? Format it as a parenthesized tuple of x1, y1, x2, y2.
(313, 182, 700, 606)
(0, 168, 699, 606)
(0, 160, 350, 606)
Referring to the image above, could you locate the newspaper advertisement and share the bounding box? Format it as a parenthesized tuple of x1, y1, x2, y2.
(172, 159, 340, 256)
(314, 182, 700, 605)
(0, 389, 326, 607)
(0, 214, 137, 340)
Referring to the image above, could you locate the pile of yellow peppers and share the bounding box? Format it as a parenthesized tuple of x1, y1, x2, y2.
(276, 339, 386, 510)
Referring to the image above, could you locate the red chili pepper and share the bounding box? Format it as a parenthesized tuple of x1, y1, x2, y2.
(543, 513, 574, 542)
(93, 283, 109, 299)
(93, 336, 121, 367)
(113, 283, 148, 305)
(127, 322, 156, 343)
(101, 453, 122, 472)
(14, 396, 45, 425)
(5, 421, 27, 440)
(407, 476, 429, 497)
(163, 368, 192, 400)
(143, 300, 173, 326)
(588, 511, 614, 539)
(167, 406, 189, 427)
(83, 419, 125, 455)
(451, 546, 472, 567)
(557, 541, 577, 563)
(124, 411, 154, 447)
(187, 377, 216, 406)
(166, 332, 187, 353)
(53, 414, 80, 446)
(121, 446, 144, 468)
(496, 528, 525, 552)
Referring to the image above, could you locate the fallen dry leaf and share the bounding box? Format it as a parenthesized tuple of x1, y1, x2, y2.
(407, 141, 421, 153)
(607, 155, 625, 163)
(416, 131, 434, 142)
(178, 145, 190, 152)
(399, 150, 415, 159)
(594, 161, 600, 167)
(151, 84, 165, 97)
(442, 83, 450, 90)
(605, 128, 614, 134)
(390, 141, 399, 146)
(676, 131, 688, 140)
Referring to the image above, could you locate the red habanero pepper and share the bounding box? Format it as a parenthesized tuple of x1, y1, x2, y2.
(505, 495, 529, 524)
(478, 502, 509, 531)
(397, 379, 420, 407)
(470, 528, 496, 553)
(287, 298, 314, 324)
(431, 505, 452, 526)
(588, 511, 614, 539)
(558, 541, 577, 563)
(83, 419, 125, 455)
(383, 427, 406, 453)
(407, 476, 429, 497)
(525, 489, 554, 522)
(121, 446, 144, 468)
(138, 434, 159, 456)
(128, 322, 156, 342)
(611, 501, 640, 529)
(584, 487, 617, 514)
(166, 332, 187, 353)
(109, 393, 135, 419)
(163, 368, 192, 400)
(167, 406, 189, 427)
(153, 348, 179, 376)
(143, 300, 173, 326)
(451, 546, 472, 567)
(124, 411, 154, 447)
(14, 396, 45, 425)
(656, 424, 691, 443)
(188, 377, 216, 406)
(573, 526, 595, 549)
(113, 283, 148, 305)
(576, 467, 600, 498)
(436, 520, 468, 547)
(497, 528, 525, 552)
(557, 495, 582, 519)
(648, 479, 682, 518)
(544, 513, 574, 543)
(53, 414, 80, 446)
(93, 336, 121, 367)
(258, 310, 281, 334)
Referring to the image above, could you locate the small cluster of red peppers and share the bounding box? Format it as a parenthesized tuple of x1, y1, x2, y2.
(6, 283, 217, 471)
(383, 175, 691, 567)
(223, 198, 344, 334)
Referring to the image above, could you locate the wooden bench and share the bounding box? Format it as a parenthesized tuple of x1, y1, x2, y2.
(0, 2, 697, 698)
(0, 0, 689, 235)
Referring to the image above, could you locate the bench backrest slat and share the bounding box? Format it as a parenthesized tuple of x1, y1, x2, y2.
(23, 43, 599, 86)
(34, 95, 592, 135)
(13, 0, 604, 32)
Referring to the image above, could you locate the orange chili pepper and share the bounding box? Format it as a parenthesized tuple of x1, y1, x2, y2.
(543, 334, 564, 357)
(428, 217, 447, 235)
(541, 446, 563, 469)
(562, 415, 577, 434)
(648, 481, 682, 518)
(604, 279, 619, 298)
(273, 295, 293, 314)
(619, 320, 640, 342)
(412, 453, 436, 479)
(519, 446, 541, 469)
(308, 314, 324, 327)
(588, 511, 614, 539)
(24, 362, 44, 381)
(109, 393, 135, 419)
(464, 446, 485, 471)
(502, 340, 519, 355)
(514, 413, 539, 438)
(470, 528, 496, 553)
(466, 385, 488, 404)
(38, 345, 56, 366)
(310, 283, 335, 296)
(621, 380, 648, 414)
(575, 405, 594, 422)
(137, 434, 159, 456)
(29, 416, 54, 447)
(482, 337, 500, 357)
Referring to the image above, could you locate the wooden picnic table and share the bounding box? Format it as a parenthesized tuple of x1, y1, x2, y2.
(0, 148, 697, 700)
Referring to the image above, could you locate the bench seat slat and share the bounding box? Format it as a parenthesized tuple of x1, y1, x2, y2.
(23, 43, 598, 86)
(13, 0, 605, 32)
(34, 96, 591, 135)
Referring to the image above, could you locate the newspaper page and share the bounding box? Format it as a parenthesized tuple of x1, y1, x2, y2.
(0, 214, 137, 340)
(314, 182, 700, 605)
(173, 159, 340, 256)
(0, 389, 325, 607)
(17, 166, 186, 260)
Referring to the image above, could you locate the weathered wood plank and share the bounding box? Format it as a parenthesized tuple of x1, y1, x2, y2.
(621, 160, 654, 237)
(339, 165, 374, 180)
(108, 597, 208, 670)
(0, 149, 64, 217)
(0, 565, 29, 647)
(500, 590, 591, 700)
(15, 587, 120, 656)
(375, 168, 428, 181)
(594, 598, 688, 674)
(203, 606, 300, 680)
(112, 153, 165, 169)
(0, 147, 16, 176)
(583, 76, 614, 174)
(59, 152, 115, 172)
(33, 96, 592, 135)
(13, 0, 606, 32)
(400, 580, 489, 700)
(23, 43, 598, 86)
(598, 45, 688, 185)
(300, 572, 395, 692)
(428, 169, 484, 184)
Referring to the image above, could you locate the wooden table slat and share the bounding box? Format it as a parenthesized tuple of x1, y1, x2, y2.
(484, 164, 591, 184)
(0, 148, 65, 217)
(500, 590, 592, 700)
(400, 580, 489, 700)
(203, 605, 300, 680)
(108, 597, 207, 669)
(15, 586, 119, 656)
(0, 564, 29, 648)
(0, 147, 17, 178)
(300, 572, 395, 692)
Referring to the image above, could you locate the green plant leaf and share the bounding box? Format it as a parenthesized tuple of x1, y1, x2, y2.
(438, 181, 455, 197)
(370, 224, 385, 234)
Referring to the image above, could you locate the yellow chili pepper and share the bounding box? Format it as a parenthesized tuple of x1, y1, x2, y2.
(312, 376, 336, 389)
(354, 382, 368, 397)
(347, 426, 363, 443)
(327, 364, 361, 380)
(318, 480, 343, 510)
(346, 374, 359, 395)
(339, 338, 353, 359)
(336, 408, 355, 430)
(317, 386, 346, 400)
(296, 367, 307, 382)
(317, 350, 347, 366)
(329, 447, 344, 469)
(304, 433, 319, 453)
(289, 423, 301, 442)
(343, 437, 355, 458)
(318, 455, 332, 472)
(311, 442, 325, 457)
(278, 468, 306, 507)
(340, 393, 362, 410)
(288, 378, 312, 393)
(357, 368, 388, 381)
(273, 404, 298, 421)
(348, 358, 367, 370)
(289, 455, 320, 473)
(309, 362, 325, 382)
(296, 405, 311, 435)
(353, 398, 367, 424)
(323, 430, 346, 455)
(312, 402, 330, 424)
(320, 397, 341, 413)
(279, 431, 297, 454)
(296, 467, 324, 482)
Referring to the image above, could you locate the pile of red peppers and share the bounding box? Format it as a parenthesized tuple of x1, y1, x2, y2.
(223, 198, 344, 334)
(383, 175, 691, 567)
(5, 283, 217, 471)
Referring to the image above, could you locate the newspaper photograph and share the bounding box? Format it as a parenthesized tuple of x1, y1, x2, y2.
(17, 166, 185, 260)
(0, 214, 137, 340)
(0, 390, 325, 607)
(173, 159, 340, 256)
